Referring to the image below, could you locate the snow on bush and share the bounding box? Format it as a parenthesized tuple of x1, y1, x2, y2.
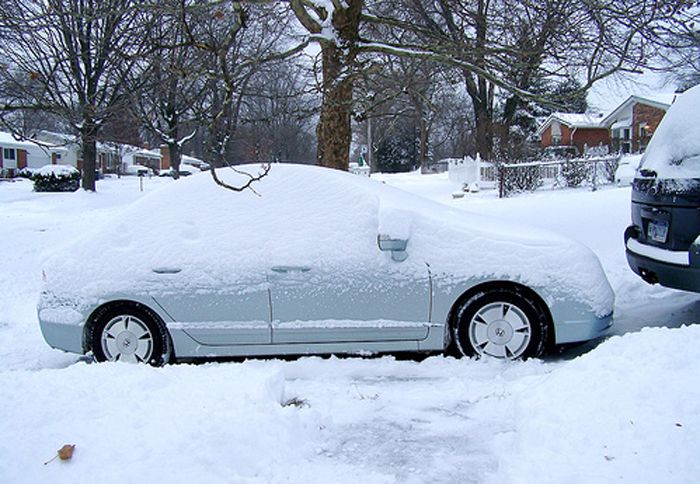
(640, 83, 700, 179)
(33, 164, 80, 192)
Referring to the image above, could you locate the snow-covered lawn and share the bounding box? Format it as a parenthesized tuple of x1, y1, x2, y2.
(1, 172, 698, 483)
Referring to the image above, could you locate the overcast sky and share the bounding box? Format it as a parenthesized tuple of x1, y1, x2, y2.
(587, 70, 680, 114)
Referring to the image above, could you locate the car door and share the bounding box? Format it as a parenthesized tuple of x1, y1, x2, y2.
(268, 256, 431, 344)
(149, 265, 271, 346)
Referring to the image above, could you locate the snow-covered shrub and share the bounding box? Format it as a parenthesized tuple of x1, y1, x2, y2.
(498, 162, 542, 196)
(16, 168, 36, 179)
(601, 156, 620, 183)
(32, 165, 80, 192)
(562, 160, 589, 187)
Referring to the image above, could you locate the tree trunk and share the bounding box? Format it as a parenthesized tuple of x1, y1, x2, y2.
(316, 42, 354, 171)
(292, 0, 362, 171)
(168, 140, 181, 180)
(80, 122, 98, 191)
(499, 95, 520, 157)
(471, 90, 493, 161)
(167, 108, 182, 179)
(418, 114, 428, 166)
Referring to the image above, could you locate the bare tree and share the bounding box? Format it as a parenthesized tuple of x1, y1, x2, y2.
(0, 0, 151, 190)
(127, 2, 209, 179)
(362, 0, 693, 160)
(233, 60, 317, 163)
(174, 1, 305, 191)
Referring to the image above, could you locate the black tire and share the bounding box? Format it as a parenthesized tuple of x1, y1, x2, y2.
(453, 287, 549, 360)
(90, 304, 171, 366)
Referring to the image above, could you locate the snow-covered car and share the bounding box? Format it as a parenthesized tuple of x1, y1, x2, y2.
(614, 155, 642, 186)
(625, 84, 700, 292)
(158, 163, 200, 177)
(38, 164, 614, 365)
(122, 164, 153, 177)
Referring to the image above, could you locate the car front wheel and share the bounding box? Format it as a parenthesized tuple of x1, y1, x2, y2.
(454, 287, 548, 360)
(91, 306, 170, 365)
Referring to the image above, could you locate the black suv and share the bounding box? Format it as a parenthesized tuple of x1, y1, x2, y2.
(624, 86, 700, 292)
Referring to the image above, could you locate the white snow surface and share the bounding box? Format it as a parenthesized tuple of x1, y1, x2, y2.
(42, 164, 613, 317)
(1, 171, 699, 483)
(640, 84, 700, 178)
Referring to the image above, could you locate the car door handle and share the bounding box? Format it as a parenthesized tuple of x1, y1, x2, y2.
(270, 266, 311, 274)
(152, 267, 182, 274)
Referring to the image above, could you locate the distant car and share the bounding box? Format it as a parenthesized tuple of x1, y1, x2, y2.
(615, 155, 642, 186)
(122, 164, 153, 177)
(158, 163, 201, 177)
(38, 164, 614, 365)
(625, 84, 700, 292)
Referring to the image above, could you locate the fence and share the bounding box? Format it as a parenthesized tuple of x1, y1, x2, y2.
(495, 154, 621, 198)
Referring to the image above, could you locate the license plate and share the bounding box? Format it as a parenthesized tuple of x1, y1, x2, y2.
(647, 220, 669, 243)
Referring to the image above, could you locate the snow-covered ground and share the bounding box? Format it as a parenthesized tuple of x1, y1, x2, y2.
(1, 172, 698, 483)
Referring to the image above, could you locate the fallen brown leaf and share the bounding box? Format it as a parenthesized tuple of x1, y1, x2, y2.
(57, 444, 75, 461)
(44, 444, 76, 465)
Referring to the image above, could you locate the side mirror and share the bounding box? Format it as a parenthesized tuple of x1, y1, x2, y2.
(377, 235, 409, 262)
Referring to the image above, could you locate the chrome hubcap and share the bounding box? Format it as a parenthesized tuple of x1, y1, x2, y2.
(469, 302, 531, 359)
(101, 315, 154, 363)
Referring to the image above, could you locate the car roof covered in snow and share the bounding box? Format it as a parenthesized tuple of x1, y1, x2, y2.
(640, 84, 700, 179)
(43, 164, 613, 315)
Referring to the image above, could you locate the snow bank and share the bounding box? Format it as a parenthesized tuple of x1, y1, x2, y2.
(491, 325, 700, 483)
(42, 164, 613, 317)
(0, 363, 309, 483)
(1, 326, 698, 483)
(640, 84, 700, 179)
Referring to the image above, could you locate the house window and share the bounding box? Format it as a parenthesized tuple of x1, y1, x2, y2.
(639, 123, 648, 137)
(623, 128, 631, 140)
(3, 148, 16, 160)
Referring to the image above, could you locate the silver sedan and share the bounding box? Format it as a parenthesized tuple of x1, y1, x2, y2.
(38, 164, 614, 364)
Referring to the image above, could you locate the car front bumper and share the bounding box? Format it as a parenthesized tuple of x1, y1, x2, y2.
(37, 292, 86, 355)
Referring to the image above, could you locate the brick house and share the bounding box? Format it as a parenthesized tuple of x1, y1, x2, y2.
(0, 134, 30, 175)
(0, 131, 57, 176)
(536, 113, 610, 155)
(601, 96, 671, 154)
(537, 95, 674, 155)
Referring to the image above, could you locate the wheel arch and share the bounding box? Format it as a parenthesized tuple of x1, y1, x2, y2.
(83, 299, 172, 357)
(445, 280, 555, 350)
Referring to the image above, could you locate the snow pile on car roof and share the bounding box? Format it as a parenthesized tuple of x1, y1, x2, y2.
(640, 83, 700, 178)
(42, 164, 613, 316)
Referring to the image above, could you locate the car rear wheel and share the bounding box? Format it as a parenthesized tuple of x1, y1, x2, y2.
(454, 288, 548, 360)
(91, 306, 170, 365)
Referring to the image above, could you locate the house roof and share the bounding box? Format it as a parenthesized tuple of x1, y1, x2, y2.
(37, 130, 144, 154)
(536, 112, 605, 135)
(125, 147, 161, 159)
(601, 95, 673, 127)
(0, 131, 41, 149)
